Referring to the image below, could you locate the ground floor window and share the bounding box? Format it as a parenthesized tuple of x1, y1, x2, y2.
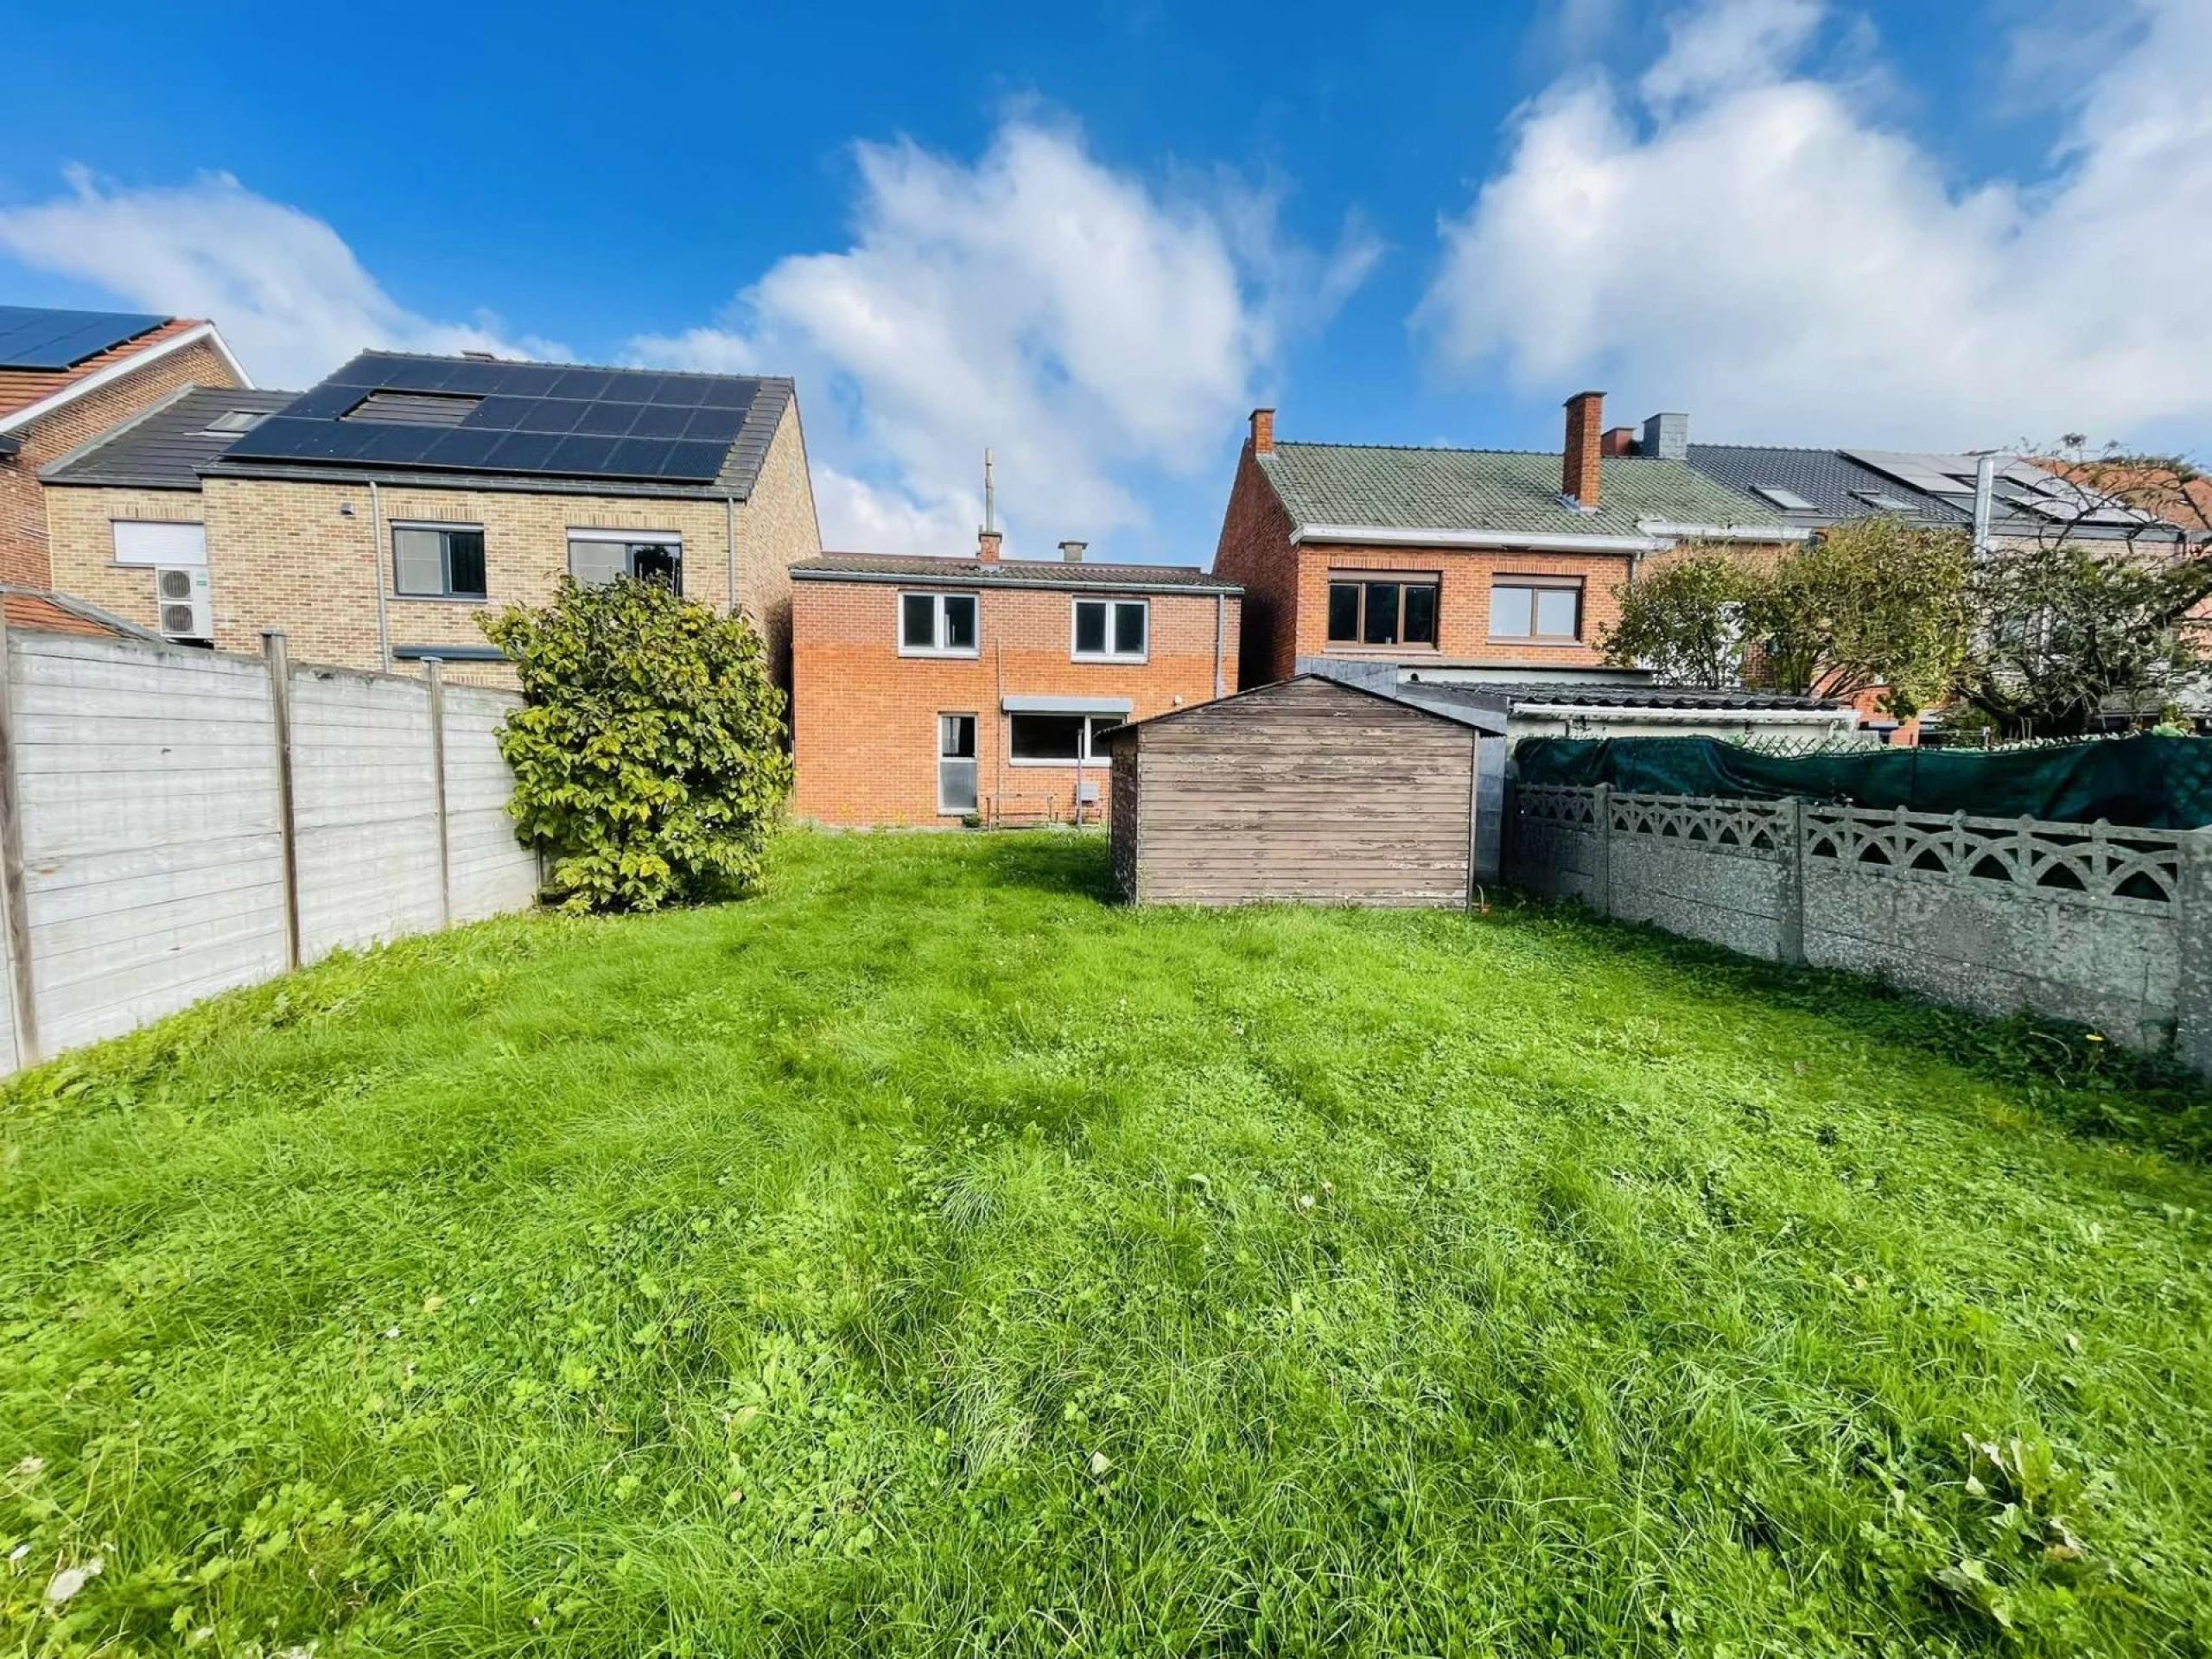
(1008, 711, 1122, 764)
(569, 532, 682, 592)
(1326, 576, 1438, 647)
(938, 714, 978, 814)
(1490, 579, 1581, 642)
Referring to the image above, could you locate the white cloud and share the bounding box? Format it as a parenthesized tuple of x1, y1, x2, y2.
(632, 120, 1372, 558)
(1418, 0, 2212, 453)
(0, 168, 563, 388)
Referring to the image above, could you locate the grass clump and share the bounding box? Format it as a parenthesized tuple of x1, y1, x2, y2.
(1, 830, 2209, 1656)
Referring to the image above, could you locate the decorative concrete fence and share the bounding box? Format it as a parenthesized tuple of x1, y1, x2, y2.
(1509, 782, 2212, 1070)
(0, 627, 539, 1075)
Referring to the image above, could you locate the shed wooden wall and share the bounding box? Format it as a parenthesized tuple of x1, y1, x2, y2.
(1116, 676, 1476, 907)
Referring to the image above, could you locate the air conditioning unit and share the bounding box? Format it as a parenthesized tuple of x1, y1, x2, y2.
(155, 565, 213, 643)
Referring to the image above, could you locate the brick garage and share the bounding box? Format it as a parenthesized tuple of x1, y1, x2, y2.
(791, 541, 1240, 828)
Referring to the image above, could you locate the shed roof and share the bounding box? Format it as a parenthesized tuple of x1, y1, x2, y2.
(1259, 442, 1779, 543)
(1399, 679, 1843, 715)
(41, 385, 299, 490)
(1107, 673, 1507, 740)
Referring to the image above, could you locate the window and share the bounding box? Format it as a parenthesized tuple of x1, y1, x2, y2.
(899, 592, 979, 656)
(1853, 491, 1918, 513)
(1325, 577, 1439, 648)
(1071, 598, 1148, 661)
(111, 520, 207, 568)
(202, 409, 265, 436)
(568, 531, 683, 592)
(1753, 486, 1817, 512)
(938, 715, 978, 815)
(1491, 580, 1582, 642)
(1008, 712, 1122, 765)
(391, 524, 487, 599)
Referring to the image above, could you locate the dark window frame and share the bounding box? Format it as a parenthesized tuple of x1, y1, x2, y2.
(391, 523, 488, 601)
(567, 531, 684, 594)
(898, 591, 982, 657)
(1071, 596, 1148, 662)
(1488, 577, 1584, 643)
(1007, 710, 1122, 766)
(1325, 575, 1440, 649)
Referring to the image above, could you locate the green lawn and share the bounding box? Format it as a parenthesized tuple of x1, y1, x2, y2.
(3, 831, 2210, 1657)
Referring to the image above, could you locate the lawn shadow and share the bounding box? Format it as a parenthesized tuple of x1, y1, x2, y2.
(1503, 895, 2212, 1166)
(971, 831, 1119, 905)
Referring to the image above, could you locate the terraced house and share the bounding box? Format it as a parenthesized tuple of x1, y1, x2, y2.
(790, 533, 1240, 827)
(41, 348, 819, 683)
(1212, 391, 1802, 690)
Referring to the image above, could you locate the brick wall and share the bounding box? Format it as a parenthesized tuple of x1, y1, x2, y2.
(1209, 442, 1300, 685)
(791, 577, 1238, 827)
(733, 402, 821, 689)
(45, 485, 207, 623)
(1, 339, 240, 588)
(1293, 543, 1635, 671)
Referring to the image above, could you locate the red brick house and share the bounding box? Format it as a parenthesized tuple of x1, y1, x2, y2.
(0, 307, 250, 588)
(1211, 392, 1798, 690)
(791, 534, 1240, 827)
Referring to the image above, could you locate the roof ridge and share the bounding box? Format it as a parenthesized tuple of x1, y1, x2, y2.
(1272, 438, 1699, 464)
(353, 347, 792, 385)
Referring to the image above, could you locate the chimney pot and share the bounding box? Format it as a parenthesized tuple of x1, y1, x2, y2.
(1642, 411, 1689, 461)
(976, 528, 1003, 563)
(1058, 540, 1087, 563)
(1562, 390, 1605, 510)
(1249, 407, 1275, 457)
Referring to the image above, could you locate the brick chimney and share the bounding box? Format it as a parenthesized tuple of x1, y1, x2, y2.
(1058, 540, 1087, 563)
(977, 528, 1002, 563)
(1562, 390, 1604, 510)
(1249, 407, 1275, 457)
(1601, 426, 1638, 457)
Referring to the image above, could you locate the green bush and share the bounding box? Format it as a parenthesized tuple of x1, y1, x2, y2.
(480, 576, 791, 912)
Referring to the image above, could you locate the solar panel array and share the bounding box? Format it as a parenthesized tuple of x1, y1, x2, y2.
(0, 306, 168, 371)
(221, 352, 761, 484)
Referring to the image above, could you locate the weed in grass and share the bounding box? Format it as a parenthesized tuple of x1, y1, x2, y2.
(0, 830, 2209, 1655)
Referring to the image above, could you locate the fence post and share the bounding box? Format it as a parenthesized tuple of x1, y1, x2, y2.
(424, 658, 452, 928)
(1778, 796, 1807, 967)
(2176, 830, 2212, 1077)
(1592, 782, 1613, 918)
(262, 631, 302, 971)
(0, 617, 41, 1066)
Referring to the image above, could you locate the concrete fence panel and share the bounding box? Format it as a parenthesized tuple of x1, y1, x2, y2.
(1508, 781, 2208, 1069)
(0, 627, 538, 1073)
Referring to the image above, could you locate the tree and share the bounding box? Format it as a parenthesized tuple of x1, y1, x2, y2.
(1597, 550, 1758, 687)
(1603, 522, 1974, 717)
(480, 577, 792, 912)
(1960, 439, 2212, 736)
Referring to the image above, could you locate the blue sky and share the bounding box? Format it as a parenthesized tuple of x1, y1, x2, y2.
(2, 1, 2204, 564)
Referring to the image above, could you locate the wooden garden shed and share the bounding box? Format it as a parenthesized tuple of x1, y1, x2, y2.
(1104, 674, 1506, 907)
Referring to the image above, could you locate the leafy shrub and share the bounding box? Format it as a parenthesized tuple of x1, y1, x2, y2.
(480, 576, 791, 912)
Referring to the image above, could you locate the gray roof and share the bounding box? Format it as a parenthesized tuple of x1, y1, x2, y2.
(1399, 677, 1841, 715)
(41, 385, 298, 490)
(1682, 444, 1967, 526)
(1108, 672, 1507, 738)
(1259, 442, 1779, 542)
(204, 352, 796, 501)
(792, 551, 1241, 594)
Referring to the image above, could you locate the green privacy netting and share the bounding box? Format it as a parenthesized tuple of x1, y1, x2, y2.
(1512, 733, 2212, 830)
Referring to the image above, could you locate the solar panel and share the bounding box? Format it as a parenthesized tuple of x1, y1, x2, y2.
(0, 305, 168, 371)
(217, 353, 761, 484)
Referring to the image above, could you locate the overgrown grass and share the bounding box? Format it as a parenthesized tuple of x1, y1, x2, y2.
(3, 830, 2209, 1656)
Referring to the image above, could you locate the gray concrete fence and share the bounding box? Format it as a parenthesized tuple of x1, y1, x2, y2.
(1509, 781, 2211, 1071)
(0, 626, 538, 1075)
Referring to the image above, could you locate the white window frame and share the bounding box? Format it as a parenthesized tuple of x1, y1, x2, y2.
(937, 713, 979, 815)
(898, 591, 981, 658)
(390, 520, 489, 601)
(1006, 710, 1124, 768)
(1071, 596, 1149, 664)
(110, 520, 207, 568)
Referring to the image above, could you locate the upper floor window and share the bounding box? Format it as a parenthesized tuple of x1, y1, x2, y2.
(1490, 579, 1581, 642)
(899, 591, 979, 657)
(392, 524, 487, 600)
(1072, 597, 1147, 662)
(569, 531, 683, 593)
(1326, 576, 1438, 648)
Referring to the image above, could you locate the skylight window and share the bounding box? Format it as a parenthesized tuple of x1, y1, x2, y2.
(203, 409, 265, 435)
(1754, 486, 1817, 512)
(342, 390, 484, 427)
(1853, 491, 1917, 512)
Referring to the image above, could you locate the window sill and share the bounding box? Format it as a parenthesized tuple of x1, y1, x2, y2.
(391, 593, 490, 606)
(1006, 756, 1105, 768)
(1322, 643, 1439, 654)
(1071, 652, 1148, 665)
(1486, 637, 1585, 647)
(898, 647, 982, 659)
